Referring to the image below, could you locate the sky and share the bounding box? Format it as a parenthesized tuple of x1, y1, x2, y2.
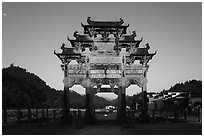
(2, 2, 202, 99)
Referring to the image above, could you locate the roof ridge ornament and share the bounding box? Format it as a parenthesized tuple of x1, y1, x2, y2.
(86, 16, 124, 26)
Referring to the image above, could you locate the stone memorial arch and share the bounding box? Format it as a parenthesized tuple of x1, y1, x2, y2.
(54, 17, 156, 123)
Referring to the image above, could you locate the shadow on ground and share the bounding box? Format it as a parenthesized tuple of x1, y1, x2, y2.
(3, 120, 202, 135)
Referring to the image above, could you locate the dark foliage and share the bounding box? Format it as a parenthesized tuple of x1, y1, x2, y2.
(2, 64, 110, 109)
(2, 64, 201, 109)
(168, 79, 202, 97)
(2, 64, 49, 109)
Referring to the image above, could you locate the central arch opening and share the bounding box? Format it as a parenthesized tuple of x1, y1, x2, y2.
(95, 92, 118, 121)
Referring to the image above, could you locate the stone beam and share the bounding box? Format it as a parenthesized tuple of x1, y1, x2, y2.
(94, 88, 118, 93)
(85, 88, 95, 123)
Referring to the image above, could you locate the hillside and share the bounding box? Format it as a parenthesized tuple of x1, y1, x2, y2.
(3, 64, 201, 109)
(111, 79, 202, 107)
(2, 64, 110, 109)
(168, 79, 202, 97)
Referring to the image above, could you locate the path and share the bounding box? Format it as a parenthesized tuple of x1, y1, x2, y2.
(3, 121, 201, 135)
(75, 125, 123, 135)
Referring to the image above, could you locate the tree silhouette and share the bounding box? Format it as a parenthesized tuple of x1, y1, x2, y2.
(2, 64, 111, 109)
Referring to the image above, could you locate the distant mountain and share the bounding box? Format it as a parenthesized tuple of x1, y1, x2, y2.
(111, 80, 202, 107)
(94, 95, 111, 108)
(110, 95, 133, 107)
(103, 97, 114, 101)
(2, 64, 111, 109)
(3, 64, 51, 109)
(110, 98, 118, 106)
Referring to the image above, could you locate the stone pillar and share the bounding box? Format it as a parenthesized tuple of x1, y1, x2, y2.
(3, 108, 7, 123)
(61, 63, 71, 123)
(117, 87, 126, 123)
(198, 107, 201, 122)
(141, 74, 149, 122)
(141, 89, 148, 119)
(184, 108, 187, 120)
(53, 109, 57, 122)
(90, 90, 95, 118)
(42, 108, 45, 119)
(159, 110, 162, 117)
(72, 111, 77, 128)
(78, 109, 82, 126)
(27, 108, 31, 123)
(17, 108, 21, 122)
(62, 86, 70, 123)
(174, 110, 179, 121)
(152, 110, 155, 120)
(46, 107, 49, 119)
(85, 88, 91, 122)
(85, 88, 94, 123)
(165, 109, 169, 120)
(35, 108, 38, 120)
(117, 89, 121, 118)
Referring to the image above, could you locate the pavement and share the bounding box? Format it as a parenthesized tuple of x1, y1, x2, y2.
(75, 125, 123, 135)
(2, 112, 202, 135)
